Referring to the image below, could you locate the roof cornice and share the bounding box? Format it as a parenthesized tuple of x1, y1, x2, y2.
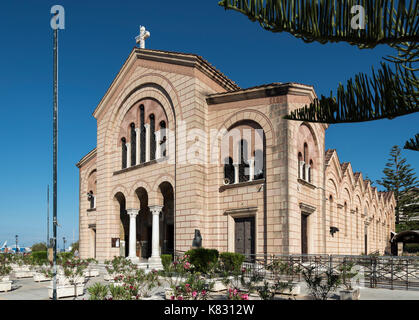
(135, 49, 239, 92)
(76, 148, 97, 169)
(92, 48, 239, 119)
(206, 82, 316, 105)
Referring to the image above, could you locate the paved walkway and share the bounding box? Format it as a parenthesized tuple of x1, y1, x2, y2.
(1, 276, 419, 300)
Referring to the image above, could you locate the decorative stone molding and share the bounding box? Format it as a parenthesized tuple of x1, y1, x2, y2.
(113, 156, 168, 176)
(219, 179, 265, 192)
(337, 203, 344, 209)
(299, 203, 316, 214)
(224, 206, 258, 216)
(297, 178, 316, 189)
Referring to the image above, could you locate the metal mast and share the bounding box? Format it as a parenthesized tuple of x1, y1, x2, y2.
(52, 27, 58, 301)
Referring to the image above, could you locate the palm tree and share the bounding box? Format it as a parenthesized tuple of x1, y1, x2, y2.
(218, 0, 418, 149)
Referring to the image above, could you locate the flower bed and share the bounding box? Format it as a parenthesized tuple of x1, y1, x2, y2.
(48, 284, 84, 299)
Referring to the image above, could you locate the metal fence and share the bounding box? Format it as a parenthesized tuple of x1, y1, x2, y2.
(173, 250, 419, 290)
(241, 254, 419, 291)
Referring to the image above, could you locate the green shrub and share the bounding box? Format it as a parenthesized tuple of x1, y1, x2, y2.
(31, 242, 47, 252)
(161, 254, 172, 272)
(219, 252, 245, 273)
(57, 252, 74, 264)
(185, 248, 219, 274)
(31, 251, 48, 264)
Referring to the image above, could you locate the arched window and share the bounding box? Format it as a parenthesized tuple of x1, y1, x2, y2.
(298, 152, 303, 179)
(88, 190, 95, 209)
(130, 123, 136, 166)
(150, 114, 156, 161)
(160, 120, 167, 157)
(329, 195, 334, 226)
(121, 138, 127, 169)
(224, 157, 234, 184)
(140, 105, 145, 163)
(238, 139, 249, 183)
(254, 149, 264, 180)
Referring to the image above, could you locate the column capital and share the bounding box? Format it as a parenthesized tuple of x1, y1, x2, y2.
(144, 123, 150, 129)
(149, 205, 163, 215)
(135, 127, 140, 132)
(246, 158, 255, 165)
(233, 163, 240, 167)
(126, 208, 139, 217)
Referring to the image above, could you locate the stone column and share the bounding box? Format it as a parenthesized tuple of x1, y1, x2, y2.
(155, 131, 161, 159)
(135, 128, 140, 164)
(145, 124, 150, 162)
(126, 209, 139, 263)
(247, 158, 255, 181)
(233, 163, 240, 184)
(148, 205, 163, 269)
(126, 142, 131, 168)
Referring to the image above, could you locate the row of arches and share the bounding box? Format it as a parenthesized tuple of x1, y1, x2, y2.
(222, 121, 265, 184)
(325, 150, 395, 254)
(114, 181, 174, 260)
(119, 100, 168, 169)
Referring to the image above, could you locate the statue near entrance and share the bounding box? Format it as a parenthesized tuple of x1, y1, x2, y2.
(192, 229, 202, 248)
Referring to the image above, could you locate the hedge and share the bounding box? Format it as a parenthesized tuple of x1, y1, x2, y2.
(219, 252, 245, 273)
(31, 251, 48, 264)
(185, 248, 219, 273)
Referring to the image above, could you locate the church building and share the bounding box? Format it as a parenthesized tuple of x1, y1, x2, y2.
(77, 29, 396, 265)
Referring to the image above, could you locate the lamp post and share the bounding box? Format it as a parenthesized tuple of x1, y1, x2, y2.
(15, 235, 18, 254)
(63, 237, 66, 252)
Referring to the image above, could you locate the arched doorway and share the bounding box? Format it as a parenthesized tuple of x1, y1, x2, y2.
(135, 187, 151, 260)
(115, 192, 129, 257)
(159, 182, 174, 255)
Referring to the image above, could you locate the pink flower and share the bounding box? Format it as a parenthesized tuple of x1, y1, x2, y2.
(178, 296, 183, 300)
(242, 268, 246, 273)
(201, 290, 206, 296)
(185, 283, 190, 287)
(192, 291, 197, 298)
(170, 296, 175, 300)
(233, 289, 237, 295)
(241, 294, 249, 300)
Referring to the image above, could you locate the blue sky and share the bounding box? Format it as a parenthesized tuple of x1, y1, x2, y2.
(0, 1, 417, 247)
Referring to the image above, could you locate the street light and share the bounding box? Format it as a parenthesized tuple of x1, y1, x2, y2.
(15, 235, 18, 254)
(63, 237, 66, 252)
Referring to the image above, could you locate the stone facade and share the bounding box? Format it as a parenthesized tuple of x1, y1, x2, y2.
(77, 48, 396, 262)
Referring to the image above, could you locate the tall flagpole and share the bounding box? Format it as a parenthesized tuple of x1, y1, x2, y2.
(47, 185, 49, 248)
(52, 27, 58, 301)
